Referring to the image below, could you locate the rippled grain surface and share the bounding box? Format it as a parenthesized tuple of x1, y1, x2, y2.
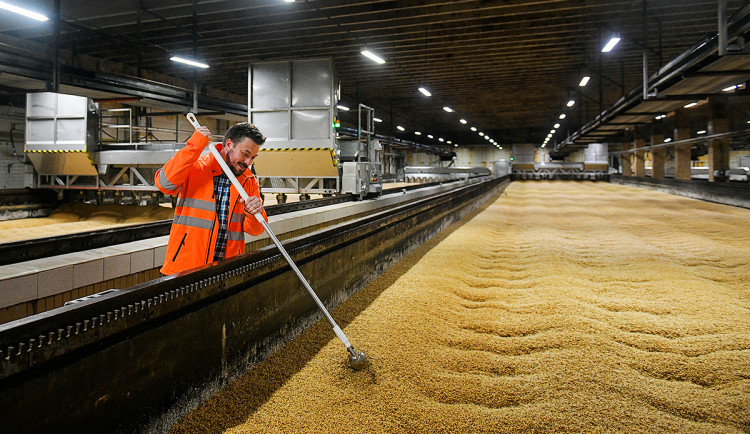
(174, 181, 750, 433)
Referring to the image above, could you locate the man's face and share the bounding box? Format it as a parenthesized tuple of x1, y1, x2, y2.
(224, 137, 260, 176)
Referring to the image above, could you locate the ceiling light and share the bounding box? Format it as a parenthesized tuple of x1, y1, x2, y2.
(499, 147, 502, 150)
(559, 114, 566, 119)
(443, 106, 454, 112)
(170, 56, 209, 68)
(470, 127, 477, 131)
(447, 140, 452, 144)
(418, 87, 432, 97)
(427, 134, 434, 139)
(454, 144, 458, 147)
(579, 76, 590, 87)
(664, 138, 672, 142)
(554, 123, 560, 128)
(722, 85, 738, 92)
(415, 131, 422, 135)
(373, 117, 382, 122)
(602, 36, 621, 52)
(283, 0, 295, 2)
(396, 125, 405, 131)
(337, 105, 350, 111)
(438, 138, 444, 142)
(567, 99, 575, 107)
(696, 130, 706, 134)
(0, 1, 49, 21)
(479, 132, 484, 136)
(459, 119, 467, 124)
(684, 102, 698, 108)
(550, 129, 556, 134)
(541, 143, 546, 148)
(361, 48, 386, 64)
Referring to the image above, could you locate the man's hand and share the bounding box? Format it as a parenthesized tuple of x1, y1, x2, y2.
(240, 196, 264, 216)
(195, 125, 213, 142)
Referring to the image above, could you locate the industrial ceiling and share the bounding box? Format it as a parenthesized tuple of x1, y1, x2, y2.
(0, 0, 747, 148)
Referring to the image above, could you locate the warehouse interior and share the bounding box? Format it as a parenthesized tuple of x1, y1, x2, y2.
(0, 1, 749, 432)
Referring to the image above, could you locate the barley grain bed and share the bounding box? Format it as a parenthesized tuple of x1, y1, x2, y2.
(173, 181, 750, 433)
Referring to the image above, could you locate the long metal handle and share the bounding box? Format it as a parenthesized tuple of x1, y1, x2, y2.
(203, 140, 353, 350)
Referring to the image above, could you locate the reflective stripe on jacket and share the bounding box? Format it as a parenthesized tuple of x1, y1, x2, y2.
(155, 131, 267, 275)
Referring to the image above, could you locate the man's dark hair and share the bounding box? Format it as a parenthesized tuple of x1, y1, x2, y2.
(224, 122, 266, 146)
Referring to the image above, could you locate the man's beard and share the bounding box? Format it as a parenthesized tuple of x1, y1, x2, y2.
(225, 149, 247, 175)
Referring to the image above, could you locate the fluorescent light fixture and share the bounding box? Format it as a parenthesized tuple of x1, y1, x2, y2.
(396, 125, 405, 131)
(454, 144, 458, 147)
(470, 127, 477, 132)
(684, 102, 698, 108)
(550, 129, 556, 134)
(361, 49, 386, 64)
(415, 131, 422, 135)
(418, 87, 432, 97)
(438, 138, 444, 142)
(559, 114, 566, 119)
(696, 130, 707, 134)
(336, 105, 350, 111)
(479, 132, 484, 136)
(602, 37, 621, 52)
(373, 117, 382, 122)
(459, 119, 467, 124)
(170, 56, 209, 68)
(664, 138, 672, 142)
(579, 76, 590, 87)
(0, 1, 49, 21)
(554, 123, 560, 128)
(723, 85, 738, 92)
(443, 106, 453, 112)
(447, 140, 452, 144)
(567, 99, 575, 107)
(427, 134, 434, 139)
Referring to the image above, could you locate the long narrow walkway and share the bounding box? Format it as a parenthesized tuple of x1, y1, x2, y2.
(174, 181, 750, 433)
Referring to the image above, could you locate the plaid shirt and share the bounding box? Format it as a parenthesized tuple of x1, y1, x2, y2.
(212, 174, 231, 261)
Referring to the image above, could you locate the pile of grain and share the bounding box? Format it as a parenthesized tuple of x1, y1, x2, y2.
(0, 203, 174, 243)
(173, 181, 750, 433)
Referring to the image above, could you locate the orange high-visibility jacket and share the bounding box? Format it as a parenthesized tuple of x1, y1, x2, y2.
(155, 131, 268, 275)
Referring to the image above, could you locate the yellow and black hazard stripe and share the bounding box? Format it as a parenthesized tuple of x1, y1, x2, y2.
(260, 147, 334, 152)
(25, 149, 88, 153)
